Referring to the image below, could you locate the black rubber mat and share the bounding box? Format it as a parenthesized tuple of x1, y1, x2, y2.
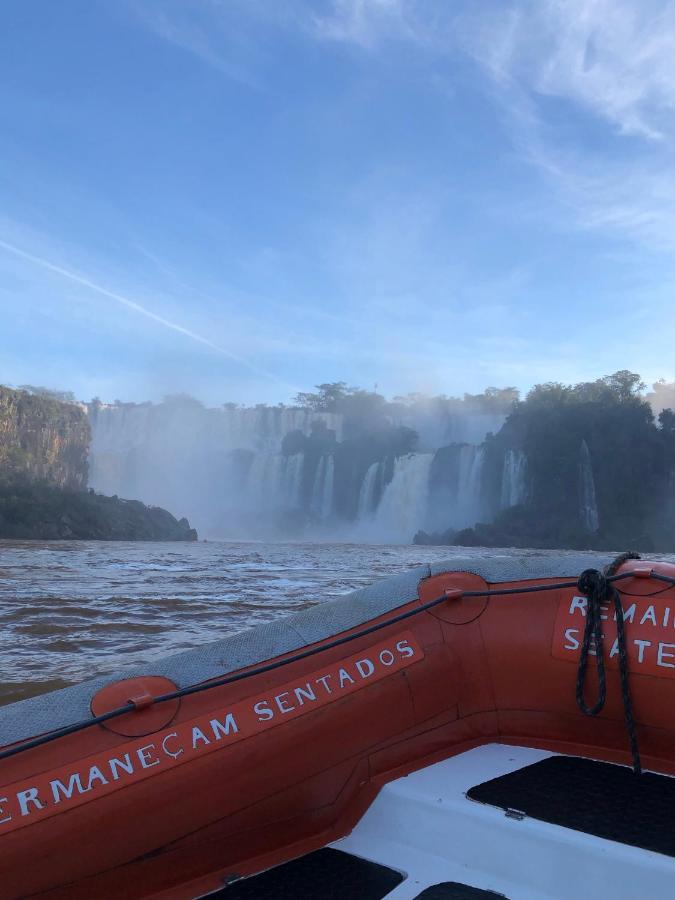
(467, 755, 675, 857)
(414, 883, 507, 898)
(216, 848, 404, 898)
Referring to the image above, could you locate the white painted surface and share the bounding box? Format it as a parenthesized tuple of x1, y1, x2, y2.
(331, 744, 675, 899)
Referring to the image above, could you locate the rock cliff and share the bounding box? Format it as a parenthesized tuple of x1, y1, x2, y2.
(0, 387, 89, 488)
(0, 387, 197, 541)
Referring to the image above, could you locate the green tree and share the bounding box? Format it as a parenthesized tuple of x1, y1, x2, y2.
(659, 408, 675, 433)
(294, 382, 350, 411)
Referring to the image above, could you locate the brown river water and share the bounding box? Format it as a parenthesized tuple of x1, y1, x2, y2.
(2, 540, 672, 708)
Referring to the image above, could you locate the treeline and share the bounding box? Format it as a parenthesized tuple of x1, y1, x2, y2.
(293, 381, 518, 425)
(420, 371, 675, 552)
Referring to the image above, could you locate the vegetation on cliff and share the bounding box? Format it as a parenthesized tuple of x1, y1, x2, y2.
(281, 382, 516, 521)
(0, 386, 198, 541)
(0, 386, 89, 488)
(416, 372, 675, 552)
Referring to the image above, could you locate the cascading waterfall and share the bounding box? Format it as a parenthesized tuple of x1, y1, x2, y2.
(578, 440, 600, 533)
(87, 399, 497, 541)
(283, 454, 305, 509)
(310, 455, 334, 520)
(88, 401, 341, 536)
(454, 445, 485, 526)
(321, 455, 334, 520)
(357, 461, 381, 519)
(501, 449, 527, 509)
(311, 456, 326, 518)
(368, 454, 434, 543)
(467, 445, 485, 504)
(247, 453, 284, 512)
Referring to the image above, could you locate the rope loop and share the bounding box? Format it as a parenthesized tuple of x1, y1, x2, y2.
(577, 567, 606, 599)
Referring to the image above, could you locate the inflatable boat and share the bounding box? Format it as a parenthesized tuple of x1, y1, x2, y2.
(1, 552, 674, 899)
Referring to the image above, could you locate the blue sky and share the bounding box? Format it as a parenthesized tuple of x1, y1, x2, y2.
(0, 0, 673, 405)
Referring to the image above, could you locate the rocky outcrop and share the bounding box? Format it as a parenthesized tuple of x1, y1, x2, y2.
(0, 387, 89, 488)
(0, 484, 198, 541)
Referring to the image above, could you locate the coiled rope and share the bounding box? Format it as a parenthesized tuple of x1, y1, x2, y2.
(1, 558, 673, 764)
(576, 551, 642, 774)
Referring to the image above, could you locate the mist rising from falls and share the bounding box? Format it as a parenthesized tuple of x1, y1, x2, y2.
(391, 408, 506, 451)
(87, 398, 506, 543)
(247, 453, 283, 513)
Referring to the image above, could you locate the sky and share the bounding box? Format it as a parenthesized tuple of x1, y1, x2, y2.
(0, 0, 673, 406)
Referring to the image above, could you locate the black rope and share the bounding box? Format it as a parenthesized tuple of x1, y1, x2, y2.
(576, 552, 642, 774)
(1, 563, 673, 763)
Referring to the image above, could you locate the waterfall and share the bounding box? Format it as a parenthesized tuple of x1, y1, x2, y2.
(283, 454, 304, 509)
(501, 449, 527, 509)
(88, 400, 342, 535)
(247, 453, 284, 512)
(454, 445, 485, 525)
(89, 402, 342, 465)
(357, 461, 381, 519)
(87, 398, 498, 540)
(467, 445, 485, 505)
(369, 453, 434, 543)
(311, 455, 334, 520)
(321, 455, 334, 519)
(311, 456, 326, 518)
(578, 440, 600, 533)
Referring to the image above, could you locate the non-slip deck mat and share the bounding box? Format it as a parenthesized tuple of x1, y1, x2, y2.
(414, 883, 507, 899)
(467, 755, 675, 857)
(217, 848, 404, 899)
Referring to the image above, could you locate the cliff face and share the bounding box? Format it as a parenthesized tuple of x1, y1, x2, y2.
(0, 387, 89, 488)
(0, 386, 198, 541)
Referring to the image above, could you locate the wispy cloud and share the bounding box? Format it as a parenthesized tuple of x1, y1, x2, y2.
(311, 0, 675, 249)
(133, 0, 674, 251)
(459, 0, 674, 141)
(311, 0, 423, 48)
(0, 236, 296, 390)
(310, 0, 674, 140)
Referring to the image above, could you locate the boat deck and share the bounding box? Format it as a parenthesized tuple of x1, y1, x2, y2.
(467, 753, 675, 858)
(214, 744, 675, 899)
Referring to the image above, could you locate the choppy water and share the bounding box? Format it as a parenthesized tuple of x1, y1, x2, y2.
(0, 540, 477, 706)
(2, 541, 672, 708)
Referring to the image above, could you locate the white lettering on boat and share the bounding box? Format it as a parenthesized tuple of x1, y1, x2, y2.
(553, 593, 675, 679)
(0, 630, 423, 834)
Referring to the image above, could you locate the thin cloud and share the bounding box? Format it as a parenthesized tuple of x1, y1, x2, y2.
(135, 0, 674, 250)
(311, 0, 674, 142)
(459, 0, 674, 141)
(0, 237, 295, 390)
